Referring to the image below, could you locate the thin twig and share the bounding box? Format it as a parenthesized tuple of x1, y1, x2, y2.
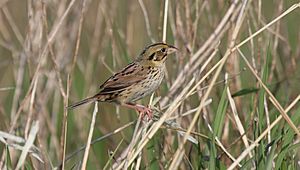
(81, 102, 98, 170)
(15, 121, 39, 170)
(138, 0, 155, 42)
(228, 94, 300, 169)
(124, 115, 142, 168)
(0, 87, 14, 91)
(225, 73, 252, 158)
(57, 121, 135, 168)
(162, 0, 169, 42)
(24, 74, 39, 139)
(202, 112, 241, 167)
(8, 0, 77, 135)
(238, 48, 300, 136)
(60, 75, 70, 170)
(169, 0, 248, 168)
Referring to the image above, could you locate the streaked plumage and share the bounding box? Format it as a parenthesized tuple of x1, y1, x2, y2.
(68, 42, 177, 118)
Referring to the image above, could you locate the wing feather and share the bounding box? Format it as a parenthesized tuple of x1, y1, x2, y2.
(98, 62, 146, 94)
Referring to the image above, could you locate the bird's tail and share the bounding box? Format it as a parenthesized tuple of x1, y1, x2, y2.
(67, 96, 97, 109)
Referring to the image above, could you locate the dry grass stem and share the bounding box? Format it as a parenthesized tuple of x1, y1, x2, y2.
(1, 0, 300, 169)
(60, 75, 70, 170)
(138, 0, 155, 43)
(169, 1, 249, 167)
(81, 102, 99, 170)
(238, 48, 300, 136)
(15, 121, 39, 170)
(228, 95, 300, 169)
(115, 78, 196, 169)
(225, 73, 252, 158)
(162, 0, 169, 42)
(202, 113, 241, 167)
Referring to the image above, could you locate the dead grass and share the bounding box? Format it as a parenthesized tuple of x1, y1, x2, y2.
(0, 0, 300, 169)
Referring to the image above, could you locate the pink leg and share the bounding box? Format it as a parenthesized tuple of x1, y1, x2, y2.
(123, 103, 153, 120)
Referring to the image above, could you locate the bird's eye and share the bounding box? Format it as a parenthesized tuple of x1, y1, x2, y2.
(160, 48, 166, 53)
(148, 53, 155, 60)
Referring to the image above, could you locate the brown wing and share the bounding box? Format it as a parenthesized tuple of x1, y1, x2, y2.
(98, 62, 145, 95)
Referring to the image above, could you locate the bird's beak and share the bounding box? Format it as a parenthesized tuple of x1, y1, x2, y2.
(167, 45, 178, 54)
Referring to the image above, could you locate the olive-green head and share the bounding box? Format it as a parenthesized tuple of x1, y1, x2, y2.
(136, 42, 178, 67)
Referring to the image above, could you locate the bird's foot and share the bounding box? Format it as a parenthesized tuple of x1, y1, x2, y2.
(124, 103, 153, 120)
(136, 105, 153, 120)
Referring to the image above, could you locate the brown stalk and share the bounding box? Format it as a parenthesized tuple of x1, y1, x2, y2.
(228, 94, 300, 169)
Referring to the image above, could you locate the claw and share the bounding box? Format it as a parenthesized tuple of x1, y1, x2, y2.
(123, 103, 153, 120)
(138, 107, 153, 120)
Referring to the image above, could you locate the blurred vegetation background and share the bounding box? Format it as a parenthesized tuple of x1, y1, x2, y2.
(0, 0, 300, 169)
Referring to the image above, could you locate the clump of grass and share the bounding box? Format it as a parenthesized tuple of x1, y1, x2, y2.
(0, 0, 300, 169)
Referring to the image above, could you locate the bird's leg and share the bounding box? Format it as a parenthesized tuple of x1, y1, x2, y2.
(123, 103, 153, 120)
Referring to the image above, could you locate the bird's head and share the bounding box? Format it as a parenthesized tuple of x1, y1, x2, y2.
(136, 42, 178, 67)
